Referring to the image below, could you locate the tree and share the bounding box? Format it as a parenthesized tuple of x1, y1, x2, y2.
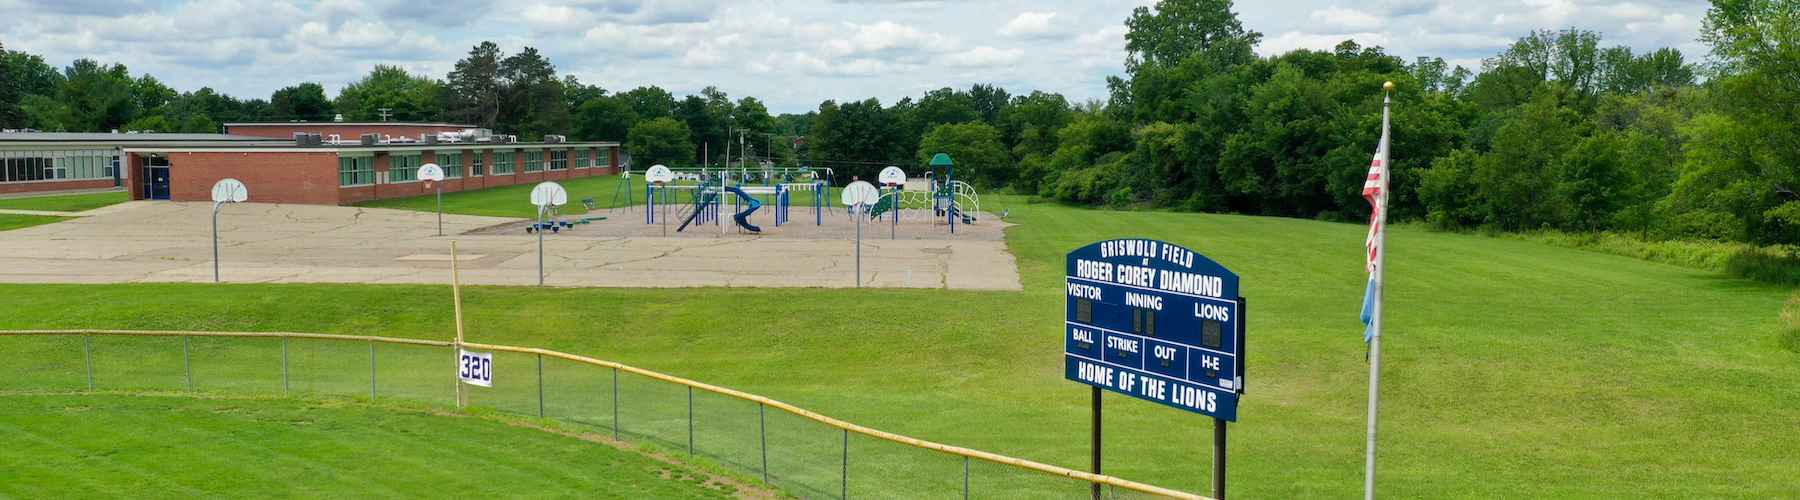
(998, 91, 1072, 157)
(269, 82, 333, 121)
(969, 84, 1010, 125)
(499, 47, 570, 139)
(1123, 0, 1261, 74)
(809, 98, 906, 181)
(625, 117, 695, 168)
(562, 75, 604, 113)
(60, 59, 138, 131)
(1473, 95, 1583, 229)
(336, 65, 442, 122)
(131, 75, 176, 115)
(916, 122, 1010, 187)
(731, 96, 773, 137)
(619, 86, 676, 121)
(443, 42, 505, 129)
(911, 88, 980, 128)
(575, 95, 637, 142)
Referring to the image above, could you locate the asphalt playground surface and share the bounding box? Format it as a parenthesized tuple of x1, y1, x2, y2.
(0, 201, 1021, 290)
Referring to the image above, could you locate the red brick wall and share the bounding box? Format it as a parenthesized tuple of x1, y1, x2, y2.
(146, 146, 617, 206)
(0, 178, 118, 195)
(166, 151, 340, 205)
(225, 124, 470, 140)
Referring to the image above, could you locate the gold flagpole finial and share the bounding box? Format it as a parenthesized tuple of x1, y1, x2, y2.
(1382, 81, 1395, 91)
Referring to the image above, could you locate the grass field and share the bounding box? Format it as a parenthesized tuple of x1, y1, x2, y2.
(353, 175, 834, 219)
(0, 213, 74, 231)
(0, 393, 758, 499)
(2, 197, 1797, 498)
(0, 191, 128, 212)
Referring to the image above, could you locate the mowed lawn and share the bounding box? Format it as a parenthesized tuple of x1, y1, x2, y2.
(0, 213, 73, 231)
(0, 190, 129, 212)
(353, 174, 834, 219)
(1, 197, 1797, 498)
(0, 394, 751, 500)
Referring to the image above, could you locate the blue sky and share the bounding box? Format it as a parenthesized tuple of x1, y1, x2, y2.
(0, 0, 1713, 114)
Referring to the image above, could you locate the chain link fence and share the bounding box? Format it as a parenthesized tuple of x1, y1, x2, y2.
(0, 331, 1203, 500)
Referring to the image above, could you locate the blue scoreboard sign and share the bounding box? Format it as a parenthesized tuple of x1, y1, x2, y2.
(1065, 239, 1245, 421)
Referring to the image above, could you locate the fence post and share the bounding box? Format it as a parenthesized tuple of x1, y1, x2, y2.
(759, 402, 768, 484)
(841, 428, 849, 500)
(687, 386, 695, 455)
(536, 354, 545, 419)
(963, 456, 970, 500)
(282, 337, 289, 396)
(369, 341, 376, 401)
(611, 367, 619, 440)
(184, 336, 192, 392)
(84, 334, 93, 392)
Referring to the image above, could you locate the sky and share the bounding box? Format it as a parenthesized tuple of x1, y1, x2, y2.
(0, 0, 1715, 114)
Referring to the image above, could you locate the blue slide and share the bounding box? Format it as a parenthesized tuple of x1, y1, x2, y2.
(724, 186, 763, 233)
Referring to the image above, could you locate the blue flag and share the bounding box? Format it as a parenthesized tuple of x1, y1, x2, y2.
(1360, 277, 1377, 342)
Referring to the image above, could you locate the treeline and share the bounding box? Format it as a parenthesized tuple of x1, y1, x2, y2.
(3, 0, 1797, 245)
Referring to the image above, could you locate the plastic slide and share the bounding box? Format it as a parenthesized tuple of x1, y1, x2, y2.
(724, 185, 763, 233)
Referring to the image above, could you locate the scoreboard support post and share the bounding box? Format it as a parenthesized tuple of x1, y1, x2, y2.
(1092, 387, 1102, 500)
(1214, 419, 1227, 499)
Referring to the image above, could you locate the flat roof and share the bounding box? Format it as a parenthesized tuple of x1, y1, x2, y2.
(0, 132, 273, 142)
(224, 121, 477, 128)
(118, 140, 621, 153)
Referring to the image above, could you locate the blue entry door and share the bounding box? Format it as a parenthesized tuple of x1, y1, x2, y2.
(145, 167, 170, 200)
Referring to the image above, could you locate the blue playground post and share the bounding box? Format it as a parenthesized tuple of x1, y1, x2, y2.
(930, 153, 955, 234)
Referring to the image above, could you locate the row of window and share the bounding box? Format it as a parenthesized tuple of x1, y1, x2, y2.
(1, 149, 119, 183)
(337, 149, 602, 187)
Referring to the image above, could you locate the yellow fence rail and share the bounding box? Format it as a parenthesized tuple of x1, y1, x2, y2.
(0, 329, 1212, 500)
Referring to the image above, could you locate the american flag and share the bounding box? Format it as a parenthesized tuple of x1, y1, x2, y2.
(1360, 104, 1391, 343)
(1363, 146, 1386, 273)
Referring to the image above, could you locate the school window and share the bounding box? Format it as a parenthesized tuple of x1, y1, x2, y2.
(574, 149, 588, 169)
(470, 154, 485, 176)
(438, 153, 463, 178)
(492, 152, 515, 175)
(338, 156, 373, 186)
(549, 149, 568, 170)
(2, 149, 116, 182)
(390, 154, 421, 182)
(523, 151, 543, 173)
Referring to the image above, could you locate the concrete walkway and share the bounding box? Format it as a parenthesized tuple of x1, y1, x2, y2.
(0, 201, 1022, 290)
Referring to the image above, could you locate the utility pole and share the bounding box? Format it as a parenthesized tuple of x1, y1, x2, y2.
(377, 108, 393, 122)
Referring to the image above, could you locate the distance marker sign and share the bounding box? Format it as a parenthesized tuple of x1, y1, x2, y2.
(1065, 239, 1245, 421)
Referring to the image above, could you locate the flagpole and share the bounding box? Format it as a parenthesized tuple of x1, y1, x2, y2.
(1365, 81, 1394, 500)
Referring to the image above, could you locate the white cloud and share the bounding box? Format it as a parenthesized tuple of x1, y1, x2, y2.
(1259, 31, 1392, 55)
(1309, 6, 1383, 34)
(942, 46, 1025, 66)
(810, 20, 961, 57)
(998, 12, 1076, 40)
(521, 4, 599, 34)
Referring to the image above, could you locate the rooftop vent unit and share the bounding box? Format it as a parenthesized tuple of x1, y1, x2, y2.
(361, 133, 381, 145)
(423, 134, 439, 145)
(308, 133, 323, 145)
(544, 134, 566, 143)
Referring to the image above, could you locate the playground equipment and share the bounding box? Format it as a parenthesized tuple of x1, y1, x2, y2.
(651, 169, 826, 234)
(613, 165, 837, 215)
(723, 185, 763, 233)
